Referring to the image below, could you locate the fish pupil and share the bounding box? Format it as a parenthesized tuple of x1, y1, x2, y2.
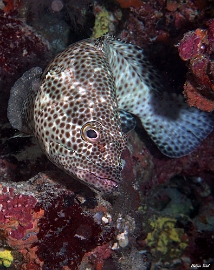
(86, 129, 97, 138)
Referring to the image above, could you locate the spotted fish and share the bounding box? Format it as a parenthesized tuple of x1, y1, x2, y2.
(7, 35, 214, 193)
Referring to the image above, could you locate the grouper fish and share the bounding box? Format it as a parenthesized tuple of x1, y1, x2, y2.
(7, 35, 214, 193)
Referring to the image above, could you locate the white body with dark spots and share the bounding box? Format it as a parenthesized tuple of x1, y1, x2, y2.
(7, 35, 214, 193)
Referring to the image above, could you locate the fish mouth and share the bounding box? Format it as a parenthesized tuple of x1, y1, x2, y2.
(49, 143, 120, 193)
(91, 172, 119, 189)
(72, 153, 120, 192)
(76, 169, 119, 193)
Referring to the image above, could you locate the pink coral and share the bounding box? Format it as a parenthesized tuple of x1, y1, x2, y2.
(0, 187, 36, 224)
(178, 19, 214, 112)
(0, 185, 37, 240)
(178, 30, 206, 61)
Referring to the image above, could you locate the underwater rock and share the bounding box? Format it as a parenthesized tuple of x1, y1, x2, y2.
(0, 9, 51, 124)
(0, 10, 49, 81)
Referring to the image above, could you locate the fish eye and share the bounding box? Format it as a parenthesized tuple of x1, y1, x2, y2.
(86, 129, 97, 138)
(81, 123, 100, 143)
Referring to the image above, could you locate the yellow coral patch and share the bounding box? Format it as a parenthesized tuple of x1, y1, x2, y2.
(92, 8, 110, 38)
(0, 249, 13, 267)
(146, 217, 188, 260)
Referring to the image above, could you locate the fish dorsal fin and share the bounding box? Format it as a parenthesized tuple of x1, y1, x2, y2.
(102, 36, 162, 94)
(103, 37, 214, 157)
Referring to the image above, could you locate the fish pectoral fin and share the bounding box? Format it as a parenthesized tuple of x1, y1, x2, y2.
(7, 67, 42, 132)
(118, 109, 136, 133)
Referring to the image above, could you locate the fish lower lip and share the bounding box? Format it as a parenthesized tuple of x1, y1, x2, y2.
(90, 172, 118, 187)
(82, 170, 119, 192)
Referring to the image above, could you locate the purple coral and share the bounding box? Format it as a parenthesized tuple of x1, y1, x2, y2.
(35, 194, 114, 269)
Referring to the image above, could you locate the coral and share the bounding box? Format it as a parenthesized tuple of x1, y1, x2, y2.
(0, 249, 13, 267)
(118, 0, 201, 47)
(0, 175, 117, 269)
(146, 217, 188, 260)
(178, 19, 214, 111)
(0, 185, 37, 241)
(117, 0, 214, 93)
(0, 183, 43, 268)
(92, 7, 110, 38)
(3, 0, 14, 12)
(116, 0, 143, 9)
(0, 1, 214, 268)
(91, 3, 122, 38)
(81, 243, 113, 269)
(35, 194, 115, 269)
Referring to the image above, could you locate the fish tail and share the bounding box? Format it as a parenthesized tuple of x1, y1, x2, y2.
(141, 91, 214, 157)
(7, 67, 42, 133)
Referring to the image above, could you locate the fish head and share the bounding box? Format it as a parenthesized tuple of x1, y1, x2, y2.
(33, 38, 127, 193)
(45, 118, 126, 193)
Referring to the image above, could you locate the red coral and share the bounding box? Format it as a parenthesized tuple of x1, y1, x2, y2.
(207, 19, 214, 52)
(0, 10, 49, 86)
(178, 19, 214, 112)
(116, 0, 143, 8)
(183, 81, 214, 112)
(3, 0, 15, 13)
(35, 194, 115, 269)
(0, 176, 117, 269)
(3, 0, 22, 13)
(83, 243, 113, 269)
